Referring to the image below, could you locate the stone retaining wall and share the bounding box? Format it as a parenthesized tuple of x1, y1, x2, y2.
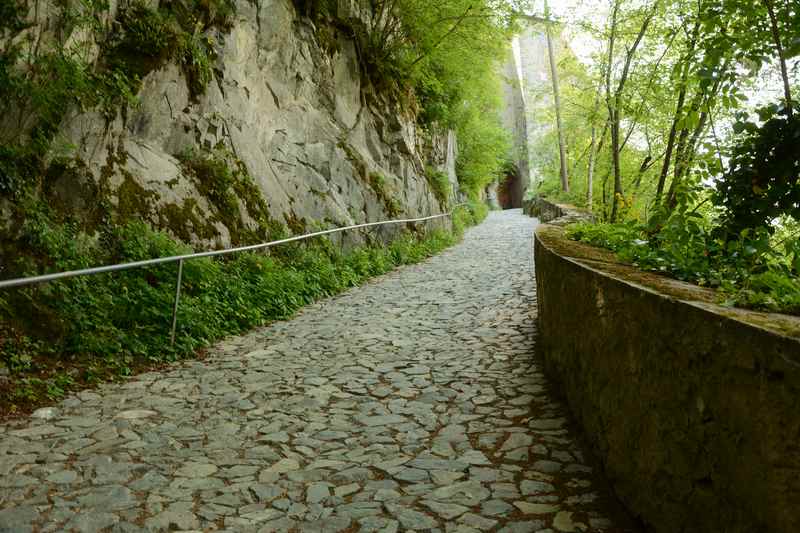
(522, 197, 593, 225)
(534, 223, 800, 533)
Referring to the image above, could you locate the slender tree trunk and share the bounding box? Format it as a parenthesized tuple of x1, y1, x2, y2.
(656, 92, 684, 202)
(608, 0, 658, 221)
(763, 0, 793, 116)
(587, 127, 597, 210)
(655, 19, 699, 203)
(666, 59, 729, 208)
(605, 0, 620, 220)
(666, 111, 709, 206)
(609, 106, 624, 221)
(586, 87, 604, 211)
(545, 0, 569, 193)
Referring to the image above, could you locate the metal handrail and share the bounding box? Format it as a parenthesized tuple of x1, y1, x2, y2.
(1, 204, 468, 344)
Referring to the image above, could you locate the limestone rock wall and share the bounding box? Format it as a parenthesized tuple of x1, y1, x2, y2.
(3, 0, 455, 248)
(534, 223, 800, 533)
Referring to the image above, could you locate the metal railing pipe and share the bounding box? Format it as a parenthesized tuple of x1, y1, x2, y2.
(0, 207, 465, 290)
(0, 204, 468, 345)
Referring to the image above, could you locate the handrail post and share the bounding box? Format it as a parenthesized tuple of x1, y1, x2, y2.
(170, 259, 184, 346)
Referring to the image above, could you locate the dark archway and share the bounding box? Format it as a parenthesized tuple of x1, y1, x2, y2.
(498, 166, 523, 209)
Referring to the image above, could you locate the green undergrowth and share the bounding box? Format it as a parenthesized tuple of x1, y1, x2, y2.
(0, 201, 487, 416)
(425, 167, 451, 207)
(566, 217, 800, 316)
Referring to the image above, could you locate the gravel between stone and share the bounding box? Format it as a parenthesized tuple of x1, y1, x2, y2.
(0, 210, 639, 533)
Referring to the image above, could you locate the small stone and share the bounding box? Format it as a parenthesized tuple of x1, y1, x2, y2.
(66, 511, 119, 532)
(115, 410, 158, 420)
(385, 505, 437, 530)
(144, 502, 199, 531)
(359, 517, 399, 533)
(357, 415, 407, 427)
(261, 432, 291, 443)
(241, 509, 284, 522)
(514, 502, 559, 514)
(553, 511, 581, 532)
(459, 512, 498, 530)
(498, 521, 547, 533)
(460, 450, 491, 465)
(32, 407, 59, 420)
(505, 447, 529, 462)
(393, 468, 429, 483)
(0, 506, 38, 531)
(481, 499, 515, 517)
(307, 483, 330, 504)
(46, 470, 78, 484)
(430, 481, 490, 506)
(431, 470, 464, 485)
(520, 480, 555, 495)
(78, 486, 137, 511)
(531, 460, 561, 473)
(422, 500, 469, 520)
(500, 434, 532, 451)
(408, 458, 469, 471)
(175, 462, 218, 477)
(374, 489, 402, 501)
(266, 458, 300, 474)
(251, 484, 284, 502)
(334, 483, 360, 498)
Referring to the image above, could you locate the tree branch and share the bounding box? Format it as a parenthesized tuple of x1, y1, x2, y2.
(409, 4, 474, 67)
(763, 0, 793, 116)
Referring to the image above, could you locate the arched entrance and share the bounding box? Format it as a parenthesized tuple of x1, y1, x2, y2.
(498, 166, 523, 209)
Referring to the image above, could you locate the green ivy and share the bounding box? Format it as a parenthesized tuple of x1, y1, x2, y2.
(0, 200, 485, 413)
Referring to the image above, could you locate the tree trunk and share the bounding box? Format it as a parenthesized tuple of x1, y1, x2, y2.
(665, 60, 729, 208)
(607, 0, 658, 221)
(586, 88, 604, 211)
(605, 0, 620, 221)
(587, 127, 597, 210)
(655, 18, 699, 203)
(545, 1, 569, 193)
(763, 0, 793, 116)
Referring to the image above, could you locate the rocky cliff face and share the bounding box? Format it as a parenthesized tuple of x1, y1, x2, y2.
(1, 0, 455, 249)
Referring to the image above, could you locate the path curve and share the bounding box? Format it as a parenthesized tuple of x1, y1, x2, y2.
(0, 210, 638, 533)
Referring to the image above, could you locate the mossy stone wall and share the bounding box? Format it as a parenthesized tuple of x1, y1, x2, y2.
(534, 221, 800, 533)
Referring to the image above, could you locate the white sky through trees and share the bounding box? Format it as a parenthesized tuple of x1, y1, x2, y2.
(529, 0, 798, 110)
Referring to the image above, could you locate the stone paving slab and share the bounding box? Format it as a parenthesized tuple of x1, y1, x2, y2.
(0, 210, 639, 532)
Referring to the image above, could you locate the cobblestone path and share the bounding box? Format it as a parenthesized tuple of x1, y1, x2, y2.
(0, 210, 638, 533)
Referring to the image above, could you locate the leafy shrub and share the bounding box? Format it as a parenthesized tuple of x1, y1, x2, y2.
(108, 1, 179, 80)
(714, 108, 800, 237)
(368, 172, 402, 217)
(179, 31, 214, 98)
(426, 167, 451, 206)
(451, 200, 488, 235)
(567, 213, 800, 315)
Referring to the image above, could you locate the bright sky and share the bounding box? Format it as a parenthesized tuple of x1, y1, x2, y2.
(527, 0, 798, 111)
(534, 0, 607, 63)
